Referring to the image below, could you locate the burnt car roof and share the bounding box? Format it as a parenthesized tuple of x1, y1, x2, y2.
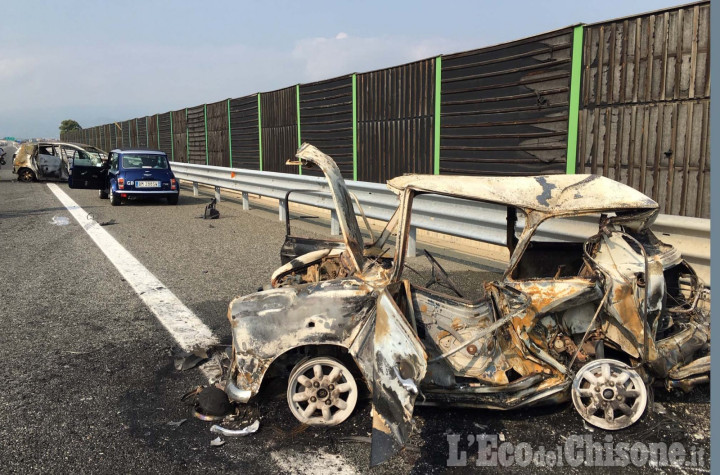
(386, 174, 658, 216)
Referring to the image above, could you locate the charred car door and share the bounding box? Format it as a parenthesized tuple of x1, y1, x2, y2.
(68, 152, 106, 189)
(351, 286, 427, 466)
(36, 145, 62, 179)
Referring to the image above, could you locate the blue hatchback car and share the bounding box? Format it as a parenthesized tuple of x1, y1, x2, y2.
(69, 149, 179, 205)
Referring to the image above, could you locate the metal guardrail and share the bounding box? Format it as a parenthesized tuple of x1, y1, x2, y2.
(170, 162, 711, 285)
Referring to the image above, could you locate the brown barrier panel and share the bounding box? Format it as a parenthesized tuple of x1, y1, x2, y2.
(261, 87, 298, 174)
(229, 94, 260, 170)
(299, 75, 353, 178)
(357, 59, 435, 183)
(578, 1, 710, 217)
(172, 109, 187, 163)
(207, 99, 229, 167)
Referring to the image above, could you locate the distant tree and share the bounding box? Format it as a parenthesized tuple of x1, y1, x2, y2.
(59, 119, 82, 133)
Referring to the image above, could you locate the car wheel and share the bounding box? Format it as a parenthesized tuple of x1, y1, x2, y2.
(571, 358, 647, 430)
(167, 194, 179, 205)
(18, 168, 35, 182)
(286, 356, 358, 426)
(99, 188, 109, 199)
(109, 188, 121, 206)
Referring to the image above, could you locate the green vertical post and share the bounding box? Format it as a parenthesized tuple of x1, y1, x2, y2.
(566, 25, 584, 175)
(170, 113, 175, 161)
(227, 99, 233, 168)
(433, 56, 442, 175)
(352, 73, 358, 181)
(257, 93, 263, 171)
(296, 84, 302, 175)
(204, 104, 209, 165)
(185, 108, 189, 163)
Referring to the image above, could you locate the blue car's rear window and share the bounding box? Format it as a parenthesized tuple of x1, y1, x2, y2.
(122, 154, 168, 169)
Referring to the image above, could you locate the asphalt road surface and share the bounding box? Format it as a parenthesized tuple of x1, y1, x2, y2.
(0, 165, 710, 474)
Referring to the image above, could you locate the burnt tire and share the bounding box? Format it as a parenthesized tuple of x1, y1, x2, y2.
(18, 168, 35, 182)
(287, 357, 358, 426)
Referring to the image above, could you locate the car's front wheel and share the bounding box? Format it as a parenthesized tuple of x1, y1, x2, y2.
(109, 188, 121, 206)
(286, 356, 358, 426)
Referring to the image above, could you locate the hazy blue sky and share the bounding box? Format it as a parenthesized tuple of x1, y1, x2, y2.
(1, 0, 682, 138)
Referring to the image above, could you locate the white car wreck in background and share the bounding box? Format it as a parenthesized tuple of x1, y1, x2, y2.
(223, 144, 710, 466)
(12, 141, 106, 182)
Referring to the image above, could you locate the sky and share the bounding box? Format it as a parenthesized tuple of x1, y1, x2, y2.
(1, 0, 684, 139)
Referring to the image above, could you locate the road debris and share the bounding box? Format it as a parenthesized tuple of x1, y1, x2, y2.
(210, 437, 225, 447)
(203, 198, 220, 219)
(167, 419, 187, 428)
(51, 216, 70, 226)
(209, 419, 260, 437)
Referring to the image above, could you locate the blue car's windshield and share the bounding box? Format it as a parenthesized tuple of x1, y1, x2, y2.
(122, 154, 169, 169)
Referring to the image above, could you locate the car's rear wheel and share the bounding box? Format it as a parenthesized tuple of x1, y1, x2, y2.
(109, 188, 121, 206)
(99, 188, 109, 199)
(287, 356, 358, 426)
(18, 168, 35, 182)
(167, 194, 179, 205)
(571, 358, 647, 430)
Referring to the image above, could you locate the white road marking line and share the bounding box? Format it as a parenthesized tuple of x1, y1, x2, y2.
(47, 183, 219, 358)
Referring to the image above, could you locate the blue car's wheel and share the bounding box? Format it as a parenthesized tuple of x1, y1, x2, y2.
(109, 187, 121, 206)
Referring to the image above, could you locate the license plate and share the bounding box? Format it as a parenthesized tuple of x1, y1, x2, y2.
(136, 181, 160, 188)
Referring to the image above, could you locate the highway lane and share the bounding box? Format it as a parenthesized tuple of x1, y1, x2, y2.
(0, 166, 710, 473)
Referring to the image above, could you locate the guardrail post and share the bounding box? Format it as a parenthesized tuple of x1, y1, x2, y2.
(406, 226, 417, 258)
(279, 199, 287, 222)
(214, 186, 221, 202)
(330, 210, 340, 236)
(193, 182, 199, 197)
(242, 192, 250, 210)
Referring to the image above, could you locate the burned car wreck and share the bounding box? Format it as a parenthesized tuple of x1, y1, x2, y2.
(224, 144, 710, 466)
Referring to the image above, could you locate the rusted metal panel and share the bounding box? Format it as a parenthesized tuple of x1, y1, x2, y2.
(186, 105, 206, 165)
(229, 94, 260, 170)
(578, 1, 710, 218)
(136, 116, 148, 148)
(261, 87, 298, 174)
(157, 112, 173, 157)
(299, 75, 354, 178)
(206, 99, 230, 167)
(147, 115, 158, 150)
(440, 27, 574, 175)
(357, 59, 435, 183)
(172, 109, 188, 163)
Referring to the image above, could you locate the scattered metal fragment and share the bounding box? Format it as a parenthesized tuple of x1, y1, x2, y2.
(209, 437, 225, 447)
(173, 348, 209, 371)
(193, 409, 225, 422)
(209, 420, 260, 437)
(167, 419, 187, 428)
